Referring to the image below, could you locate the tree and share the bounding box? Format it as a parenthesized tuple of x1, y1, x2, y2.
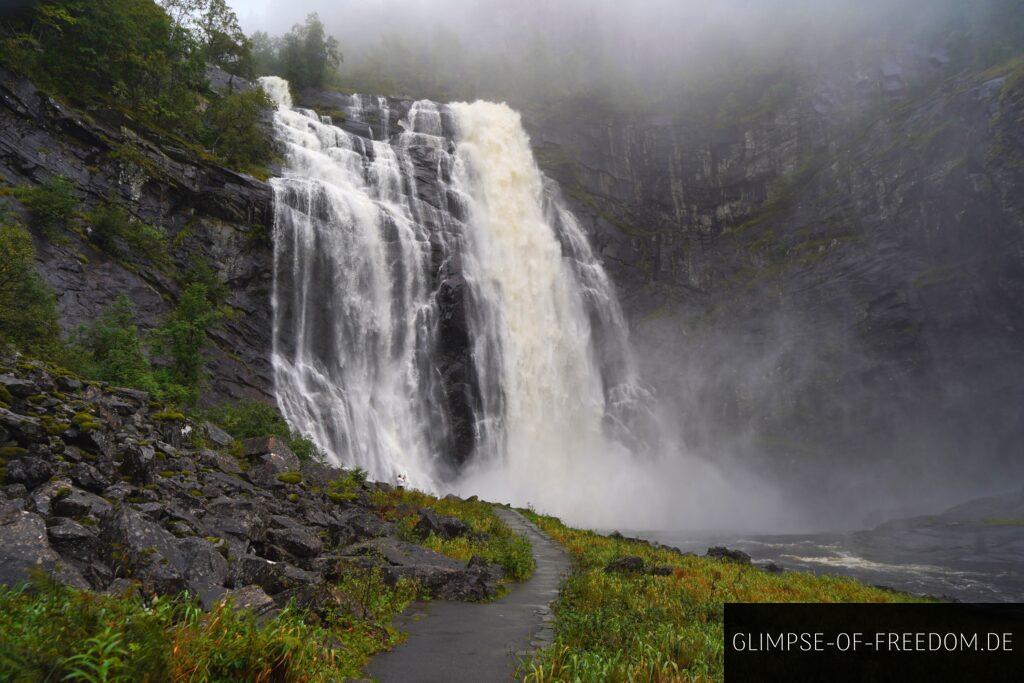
(201, 89, 273, 171)
(278, 14, 340, 89)
(159, 0, 252, 75)
(0, 219, 61, 355)
(72, 295, 157, 392)
(150, 283, 221, 402)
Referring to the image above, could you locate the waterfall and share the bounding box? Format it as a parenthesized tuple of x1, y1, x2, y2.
(261, 76, 655, 522)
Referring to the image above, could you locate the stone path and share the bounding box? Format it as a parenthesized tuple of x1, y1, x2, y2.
(365, 507, 570, 682)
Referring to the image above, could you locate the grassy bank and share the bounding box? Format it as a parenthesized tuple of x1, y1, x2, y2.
(373, 488, 536, 583)
(0, 570, 415, 682)
(520, 512, 926, 682)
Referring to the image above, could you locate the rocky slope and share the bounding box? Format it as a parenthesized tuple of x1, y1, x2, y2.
(0, 355, 505, 613)
(0, 67, 275, 403)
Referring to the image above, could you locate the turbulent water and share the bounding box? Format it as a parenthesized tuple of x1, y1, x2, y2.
(260, 76, 654, 522)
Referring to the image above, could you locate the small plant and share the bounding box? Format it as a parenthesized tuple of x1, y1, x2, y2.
(276, 471, 302, 485)
(15, 177, 77, 239)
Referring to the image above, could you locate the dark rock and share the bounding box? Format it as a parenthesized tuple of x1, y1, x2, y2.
(0, 375, 35, 398)
(414, 508, 469, 540)
(69, 462, 110, 493)
(203, 422, 234, 448)
(225, 585, 276, 616)
(706, 547, 752, 564)
(346, 537, 500, 601)
(333, 507, 393, 545)
(3, 457, 54, 490)
(178, 537, 230, 607)
(0, 510, 88, 588)
(243, 436, 300, 482)
(121, 444, 156, 484)
(231, 554, 320, 594)
(0, 407, 41, 442)
(604, 556, 645, 574)
(267, 526, 323, 558)
(52, 487, 113, 518)
(759, 562, 784, 574)
(101, 507, 187, 594)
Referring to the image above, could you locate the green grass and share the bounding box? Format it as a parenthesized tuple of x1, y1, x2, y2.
(519, 512, 927, 682)
(370, 490, 536, 583)
(0, 570, 415, 682)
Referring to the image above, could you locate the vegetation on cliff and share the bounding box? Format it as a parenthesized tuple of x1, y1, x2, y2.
(520, 512, 924, 682)
(0, 0, 272, 174)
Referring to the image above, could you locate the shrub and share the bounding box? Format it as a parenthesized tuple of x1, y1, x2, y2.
(149, 283, 221, 403)
(202, 89, 274, 172)
(70, 295, 158, 394)
(88, 202, 169, 266)
(205, 399, 324, 462)
(14, 177, 77, 239)
(0, 219, 62, 356)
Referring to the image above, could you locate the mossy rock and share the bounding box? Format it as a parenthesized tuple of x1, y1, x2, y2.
(277, 471, 302, 485)
(0, 446, 30, 459)
(0, 385, 13, 404)
(26, 394, 48, 405)
(153, 409, 186, 422)
(72, 412, 102, 432)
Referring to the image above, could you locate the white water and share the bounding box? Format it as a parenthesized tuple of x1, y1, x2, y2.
(261, 76, 663, 525)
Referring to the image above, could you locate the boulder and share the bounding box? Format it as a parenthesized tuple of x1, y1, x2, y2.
(267, 526, 323, 558)
(231, 554, 320, 595)
(414, 508, 469, 540)
(345, 537, 500, 601)
(332, 507, 393, 545)
(0, 375, 35, 399)
(52, 487, 113, 519)
(243, 436, 300, 483)
(101, 507, 187, 594)
(224, 585, 276, 616)
(0, 407, 41, 442)
(0, 510, 88, 588)
(121, 444, 156, 484)
(3, 456, 54, 490)
(203, 422, 234, 448)
(178, 537, 230, 607)
(604, 556, 645, 574)
(69, 462, 110, 493)
(705, 546, 752, 564)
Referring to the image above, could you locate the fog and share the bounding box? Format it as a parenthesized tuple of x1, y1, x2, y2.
(230, 0, 985, 106)
(230, 0, 1022, 533)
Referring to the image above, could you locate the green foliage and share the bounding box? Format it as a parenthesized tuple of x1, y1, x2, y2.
(201, 89, 274, 172)
(252, 14, 340, 89)
(88, 202, 169, 267)
(0, 572, 414, 681)
(276, 471, 302, 485)
(204, 399, 324, 462)
(519, 512, 926, 682)
(149, 283, 221, 402)
(70, 296, 158, 393)
(179, 260, 229, 307)
(1, 0, 205, 136)
(160, 0, 253, 76)
(1, 1, 270, 174)
(0, 219, 62, 356)
(14, 177, 77, 239)
(325, 468, 367, 504)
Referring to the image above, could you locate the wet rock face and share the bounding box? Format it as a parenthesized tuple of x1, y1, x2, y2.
(528, 59, 1024, 498)
(0, 356, 505, 610)
(0, 68, 275, 404)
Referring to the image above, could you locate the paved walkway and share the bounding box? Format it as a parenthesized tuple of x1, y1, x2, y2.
(365, 507, 570, 682)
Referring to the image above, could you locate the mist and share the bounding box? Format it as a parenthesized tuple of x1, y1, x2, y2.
(228, 0, 1023, 534)
(230, 0, 997, 107)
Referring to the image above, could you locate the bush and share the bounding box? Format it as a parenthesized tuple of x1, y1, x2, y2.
(202, 89, 274, 172)
(88, 202, 169, 266)
(70, 295, 158, 393)
(205, 399, 324, 462)
(14, 177, 77, 239)
(149, 283, 221, 402)
(0, 219, 62, 356)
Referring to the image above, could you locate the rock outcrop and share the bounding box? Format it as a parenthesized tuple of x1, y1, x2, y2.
(0, 68, 275, 403)
(0, 356, 505, 612)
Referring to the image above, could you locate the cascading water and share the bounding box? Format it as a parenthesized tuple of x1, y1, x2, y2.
(261, 76, 656, 524)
